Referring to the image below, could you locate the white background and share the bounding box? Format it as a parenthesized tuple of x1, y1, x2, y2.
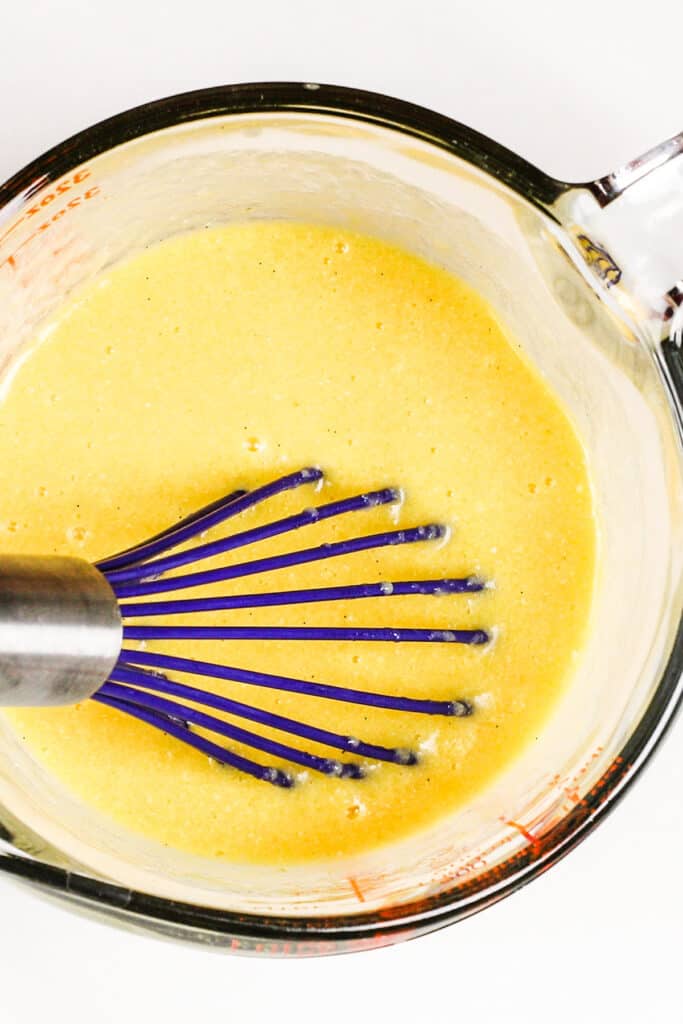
(0, 2, 681, 1021)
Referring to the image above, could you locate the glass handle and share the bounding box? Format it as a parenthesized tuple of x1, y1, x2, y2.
(551, 132, 683, 345)
(660, 338, 683, 428)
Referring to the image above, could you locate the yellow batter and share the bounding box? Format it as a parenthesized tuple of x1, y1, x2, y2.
(1, 223, 595, 864)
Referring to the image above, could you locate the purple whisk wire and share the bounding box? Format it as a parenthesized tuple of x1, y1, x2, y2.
(94, 691, 295, 788)
(117, 649, 472, 717)
(108, 524, 447, 598)
(118, 577, 484, 617)
(105, 487, 401, 584)
(123, 624, 489, 644)
(104, 664, 420, 765)
(99, 680, 364, 778)
(96, 467, 323, 572)
(95, 488, 247, 572)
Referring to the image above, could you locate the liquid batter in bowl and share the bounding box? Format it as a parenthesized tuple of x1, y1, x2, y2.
(0, 222, 595, 864)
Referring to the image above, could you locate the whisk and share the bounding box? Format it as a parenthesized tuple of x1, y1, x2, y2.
(0, 467, 489, 787)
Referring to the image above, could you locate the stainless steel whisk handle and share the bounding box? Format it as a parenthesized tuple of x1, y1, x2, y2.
(0, 556, 121, 707)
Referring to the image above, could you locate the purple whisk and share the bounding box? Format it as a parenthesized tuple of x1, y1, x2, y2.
(89, 467, 489, 788)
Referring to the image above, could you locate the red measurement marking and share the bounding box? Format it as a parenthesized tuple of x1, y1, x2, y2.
(349, 877, 366, 903)
(547, 745, 607, 808)
(0, 216, 27, 248)
(0, 169, 92, 248)
(0, 184, 101, 272)
(506, 819, 539, 847)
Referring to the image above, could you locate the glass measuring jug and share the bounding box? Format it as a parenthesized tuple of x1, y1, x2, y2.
(0, 83, 681, 954)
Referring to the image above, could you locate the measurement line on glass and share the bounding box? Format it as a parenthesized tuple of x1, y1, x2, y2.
(0, 170, 102, 271)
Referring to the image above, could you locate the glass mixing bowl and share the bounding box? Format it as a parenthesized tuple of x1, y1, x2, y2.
(0, 83, 681, 955)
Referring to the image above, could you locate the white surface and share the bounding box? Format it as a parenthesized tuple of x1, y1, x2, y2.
(0, 1, 681, 1021)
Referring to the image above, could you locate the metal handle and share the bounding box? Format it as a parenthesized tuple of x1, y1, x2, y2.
(553, 131, 683, 336)
(0, 556, 121, 706)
